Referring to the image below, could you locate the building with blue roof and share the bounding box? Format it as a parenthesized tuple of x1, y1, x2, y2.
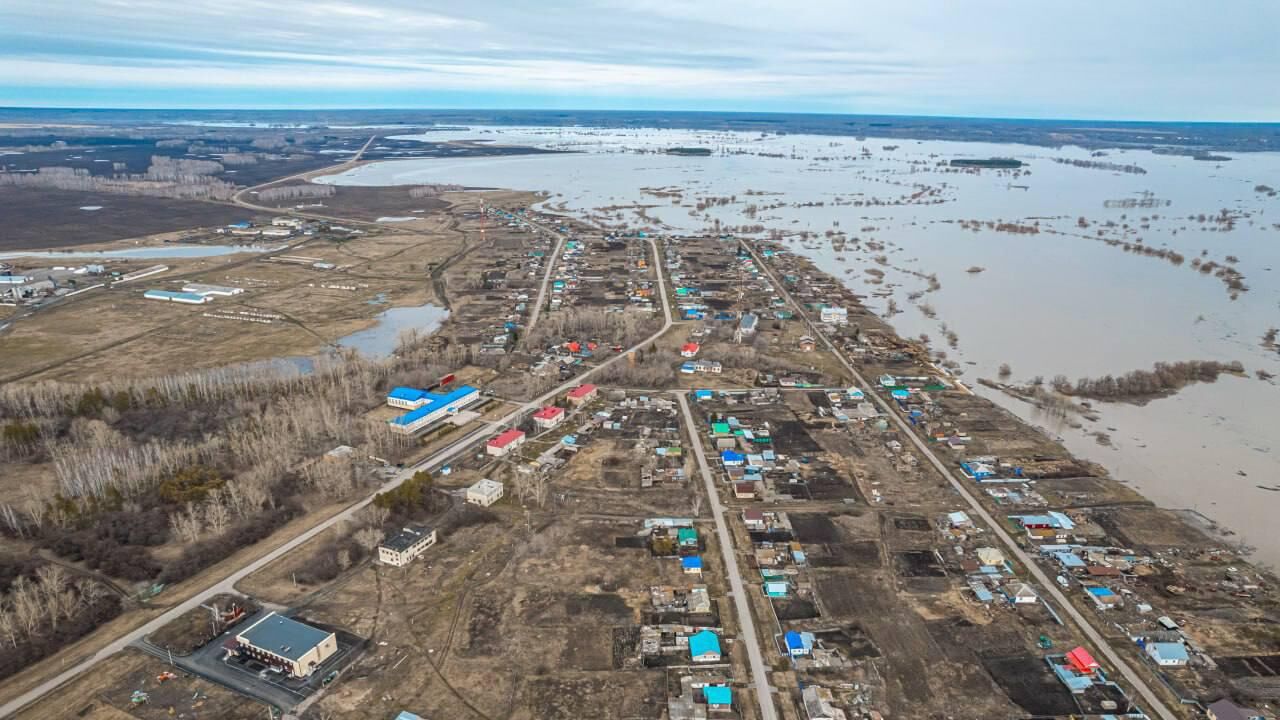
(784, 630, 815, 657)
(1055, 551, 1086, 569)
(703, 685, 732, 709)
(388, 385, 481, 435)
(395, 713, 424, 720)
(689, 629, 721, 662)
(720, 450, 745, 466)
(681, 555, 703, 574)
(387, 386, 436, 409)
(144, 289, 211, 305)
(1145, 641, 1189, 666)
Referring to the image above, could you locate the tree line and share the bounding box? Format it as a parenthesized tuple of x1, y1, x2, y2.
(1050, 360, 1245, 401)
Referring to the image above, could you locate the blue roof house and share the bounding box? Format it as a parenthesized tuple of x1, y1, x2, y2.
(682, 555, 703, 575)
(703, 685, 732, 709)
(689, 630, 722, 662)
(784, 630, 815, 657)
(721, 450, 745, 467)
(1145, 641, 1189, 666)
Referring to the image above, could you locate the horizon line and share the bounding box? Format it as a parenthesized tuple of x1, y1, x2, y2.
(1, 105, 1278, 127)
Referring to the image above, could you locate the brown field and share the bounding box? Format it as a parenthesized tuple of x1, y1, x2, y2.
(0, 188, 249, 250)
(13, 648, 267, 720)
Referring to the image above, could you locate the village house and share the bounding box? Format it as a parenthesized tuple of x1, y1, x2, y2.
(532, 405, 566, 429)
(1145, 641, 1189, 667)
(567, 383, 599, 405)
(1207, 699, 1264, 720)
(486, 428, 526, 457)
(819, 306, 848, 325)
(688, 629, 721, 663)
(680, 342, 701, 358)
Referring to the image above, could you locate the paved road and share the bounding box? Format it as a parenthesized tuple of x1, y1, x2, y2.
(523, 219, 567, 336)
(0, 236, 673, 719)
(677, 393, 778, 720)
(231, 134, 376, 216)
(740, 241, 1179, 720)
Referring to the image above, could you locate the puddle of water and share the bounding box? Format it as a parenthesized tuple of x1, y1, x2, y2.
(335, 303, 448, 358)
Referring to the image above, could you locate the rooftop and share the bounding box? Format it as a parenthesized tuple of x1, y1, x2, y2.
(237, 612, 333, 662)
(488, 428, 526, 448)
(381, 524, 434, 553)
(390, 385, 480, 427)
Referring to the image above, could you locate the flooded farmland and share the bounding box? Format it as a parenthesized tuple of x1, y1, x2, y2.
(319, 125, 1280, 567)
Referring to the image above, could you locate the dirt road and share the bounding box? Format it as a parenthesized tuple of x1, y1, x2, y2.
(678, 393, 778, 720)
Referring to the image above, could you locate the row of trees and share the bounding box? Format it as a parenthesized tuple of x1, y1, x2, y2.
(256, 184, 336, 203)
(0, 164, 236, 200)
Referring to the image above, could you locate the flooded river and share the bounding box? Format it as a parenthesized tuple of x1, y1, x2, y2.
(0, 244, 284, 260)
(320, 126, 1280, 567)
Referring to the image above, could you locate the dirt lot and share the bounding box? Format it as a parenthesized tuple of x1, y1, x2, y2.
(14, 648, 267, 720)
(0, 188, 249, 249)
(147, 593, 259, 656)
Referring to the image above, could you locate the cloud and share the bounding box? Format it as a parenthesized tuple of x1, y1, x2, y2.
(0, 0, 1276, 119)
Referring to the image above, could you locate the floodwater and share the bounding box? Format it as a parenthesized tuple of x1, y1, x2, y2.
(334, 303, 448, 358)
(0, 244, 283, 260)
(320, 126, 1280, 567)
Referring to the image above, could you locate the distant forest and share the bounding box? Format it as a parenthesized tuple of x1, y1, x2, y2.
(2, 108, 1278, 153)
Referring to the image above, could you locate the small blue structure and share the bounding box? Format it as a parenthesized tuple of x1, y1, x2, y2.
(688, 629, 721, 662)
(694, 389, 714, 401)
(720, 450, 745, 467)
(681, 555, 703, 573)
(396, 713, 424, 720)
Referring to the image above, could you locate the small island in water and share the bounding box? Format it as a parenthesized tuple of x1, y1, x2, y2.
(950, 157, 1023, 168)
(665, 146, 713, 156)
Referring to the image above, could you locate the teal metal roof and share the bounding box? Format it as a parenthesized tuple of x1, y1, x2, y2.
(689, 629, 720, 658)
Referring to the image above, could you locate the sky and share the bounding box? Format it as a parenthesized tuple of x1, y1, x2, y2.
(1, 0, 1278, 121)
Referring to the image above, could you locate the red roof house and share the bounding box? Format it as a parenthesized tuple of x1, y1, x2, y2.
(680, 342, 701, 358)
(532, 405, 566, 428)
(486, 428, 526, 456)
(566, 384, 598, 405)
(1066, 647, 1100, 675)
